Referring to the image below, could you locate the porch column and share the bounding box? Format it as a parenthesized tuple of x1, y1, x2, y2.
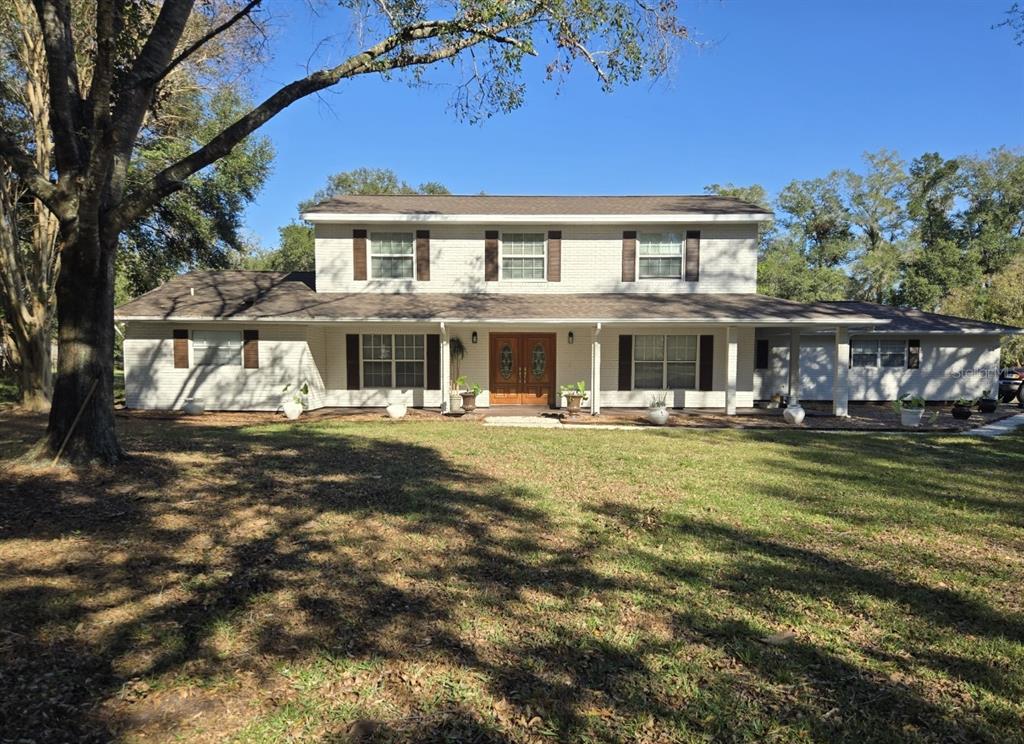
(788, 329, 801, 403)
(439, 322, 450, 414)
(725, 326, 738, 415)
(590, 323, 602, 415)
(833, 326, 849, 417)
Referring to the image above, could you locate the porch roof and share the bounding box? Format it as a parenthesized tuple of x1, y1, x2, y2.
(115, 270, 1018, 334)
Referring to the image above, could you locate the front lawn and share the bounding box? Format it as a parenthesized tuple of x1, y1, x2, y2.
(1, 413, 1022, 742)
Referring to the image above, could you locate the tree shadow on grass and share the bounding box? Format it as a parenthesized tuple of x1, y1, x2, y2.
(589, 500, 1023, 742)
(0, 417, 669, 742)
(2, 417, 1022, 742)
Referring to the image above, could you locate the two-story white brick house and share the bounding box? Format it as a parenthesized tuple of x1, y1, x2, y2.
(116, 195, 1021, 414)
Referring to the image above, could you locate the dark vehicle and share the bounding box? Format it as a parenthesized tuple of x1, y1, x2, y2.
(999, 367, 1024, 403)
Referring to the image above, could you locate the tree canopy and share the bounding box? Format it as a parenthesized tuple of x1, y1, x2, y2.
(720, 146, 1024, 364)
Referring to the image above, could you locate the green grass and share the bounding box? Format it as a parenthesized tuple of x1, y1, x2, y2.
(1, 414, 1022, 742)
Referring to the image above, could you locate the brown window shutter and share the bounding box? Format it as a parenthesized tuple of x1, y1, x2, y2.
(907, 339, 921, 369)
(621, 231, 636, 282)
(547, 230, 561, 282)
(243, 330, 259, 369)
(618, 335, 633, 391)
(685, 230, 701, 282)
(172, 329, 189, 368)
(416, 230, 430, 281)
(755, 338, 769, 370)
(484, 230, 499, 281)
(345, 333, 360, 389)
(426, 334, 440, 390)
(353, 229, 367, 280)
(699, 334, 714, 391)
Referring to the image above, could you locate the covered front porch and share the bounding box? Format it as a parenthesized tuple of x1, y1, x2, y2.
(436, 322, 856, 418)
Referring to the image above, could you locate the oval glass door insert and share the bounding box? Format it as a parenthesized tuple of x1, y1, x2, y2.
(531, 343, 546, 378)
(500, 344, 514, 380)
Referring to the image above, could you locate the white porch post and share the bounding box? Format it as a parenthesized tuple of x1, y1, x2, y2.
(439, 322, 450, 414)
(725, 325, 738, 415)
(590, 323, 602, 415)
(833, 326, 849, 417)
(788, 329, 801, 403)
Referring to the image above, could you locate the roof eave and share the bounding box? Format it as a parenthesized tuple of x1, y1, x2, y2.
(300, 212, 774, 224)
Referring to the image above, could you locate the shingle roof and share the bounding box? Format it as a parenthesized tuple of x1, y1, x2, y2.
(807, 301, 1024, 335)
(113, 271, 1016, 330)
(302, 194, 771, 217)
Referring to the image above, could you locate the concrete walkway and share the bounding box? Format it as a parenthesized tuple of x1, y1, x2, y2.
(964, 413, 1024, 438)
(483, 415, 561, 428)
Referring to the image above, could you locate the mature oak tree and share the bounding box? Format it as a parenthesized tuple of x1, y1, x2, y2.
(0, 0, 687, 463)
(0, 0, 271, 411)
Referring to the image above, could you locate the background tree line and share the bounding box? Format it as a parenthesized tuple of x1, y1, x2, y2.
(708, 147, 1024, 364)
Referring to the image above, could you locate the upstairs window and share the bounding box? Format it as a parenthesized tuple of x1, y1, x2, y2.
(852, 339, 908, 368)
(192, 330, 242, 367)
(634, 335, 698, 389)
(501, 233, 546, 280)
(638, 232, 683, 278)
(370, 232, 414, 279)
(362, 334, 425, 388)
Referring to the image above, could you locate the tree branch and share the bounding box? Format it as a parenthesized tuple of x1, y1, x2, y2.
(113, 11, 541, 229)
(30, 0, 83, 173)
(153, 0, 264, 87)
(0, 131, 66, 219)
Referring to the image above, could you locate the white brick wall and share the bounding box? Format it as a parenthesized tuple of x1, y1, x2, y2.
(314, 222, 758, 295)
(124, 320, 759, 411)
(123, 322, 325, 411)
(753, 333, 1002, 402)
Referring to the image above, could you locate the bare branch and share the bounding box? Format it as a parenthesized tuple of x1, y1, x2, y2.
(153, 0, 264, 87)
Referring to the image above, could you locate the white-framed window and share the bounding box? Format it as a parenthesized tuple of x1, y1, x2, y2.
(638, 232, 683, 279)
(361, 334, 425, 388)
(192, 330, 242, 367)
(852, 339, 907, 368)
(501, 232, 546, 280)
(370, 232, 415, 279)
(633, 335, 698, 389)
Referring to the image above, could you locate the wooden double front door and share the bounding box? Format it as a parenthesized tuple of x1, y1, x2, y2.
(489, 333, 557, 406)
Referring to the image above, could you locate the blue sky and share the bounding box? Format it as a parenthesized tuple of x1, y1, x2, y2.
(241, 0, 1023, 248)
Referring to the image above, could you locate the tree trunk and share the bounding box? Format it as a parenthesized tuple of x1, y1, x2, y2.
(14, 320, 53, 411)
(45, 226, 122, 464)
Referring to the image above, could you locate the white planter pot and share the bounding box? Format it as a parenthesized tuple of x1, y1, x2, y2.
(183, 398, 205, 415)
(386, 403, 407, 419)
(783, 403, 805, 425)
(282, 400, 303, 420)
(900, 408, 924, 427)
(449, 394, 462, 413)
(646, 406, 670, 426)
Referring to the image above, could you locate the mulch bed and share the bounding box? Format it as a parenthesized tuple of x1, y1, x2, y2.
(556, 402, 1022, 432)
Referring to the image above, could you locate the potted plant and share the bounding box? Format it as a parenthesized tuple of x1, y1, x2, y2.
(951, 397, 973, 420)
(646, 391, 671, 426)
(281, 382, 309, 420)
(449, 336, 467, 413)
(560, 380, 589, 416)
(977, 388, 998, 414)
(458, 378, 482, 412)
(782, 397, 805, 425)
(893, 393, 926, 427)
